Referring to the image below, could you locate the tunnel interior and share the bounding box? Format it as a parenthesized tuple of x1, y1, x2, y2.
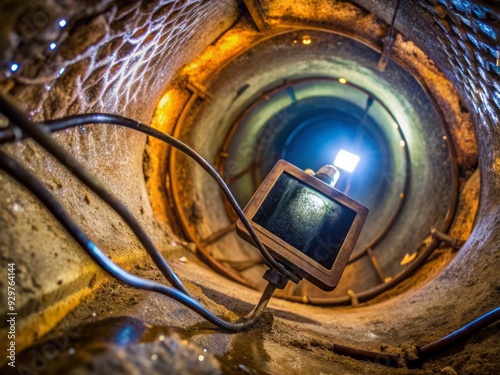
(166, 28, 461, 298)
(0, 1, 498, 374)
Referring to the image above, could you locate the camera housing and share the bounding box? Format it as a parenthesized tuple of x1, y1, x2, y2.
(236, 160, 368, 291)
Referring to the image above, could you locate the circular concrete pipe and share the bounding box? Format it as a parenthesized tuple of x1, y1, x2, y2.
(0, 1, 497, 374)
(164, 28, 460, 301)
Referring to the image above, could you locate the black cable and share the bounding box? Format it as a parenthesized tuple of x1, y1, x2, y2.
(0, 95, 189, 296)
(22, 111, 299, 283)
(388, 0, 401, 36)
(0, 148, 271, 332)
(330, 307, 500, 367)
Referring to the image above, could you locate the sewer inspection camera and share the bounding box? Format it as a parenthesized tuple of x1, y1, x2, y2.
(236, 160, 367, 291)
(0, 92, 499, 368)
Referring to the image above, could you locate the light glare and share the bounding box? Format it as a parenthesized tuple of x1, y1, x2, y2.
(59, 19, 67, 27)
(10, 63, 19, 72)
(308, 193, 326, 208)
(49, 42, 57, 50)
(334, 149, 360, 173)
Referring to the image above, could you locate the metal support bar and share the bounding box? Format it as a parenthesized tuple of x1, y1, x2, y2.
(367, 247, 386, 283)
(187, 80, 213, 101)
(377, 35, 396, 71)
(347, 290, 360, 306)
(225, 154, 276, 184)
(200, 223, 236, 246)
(242, 0, 268, 32)
(377, 0, 401, 71)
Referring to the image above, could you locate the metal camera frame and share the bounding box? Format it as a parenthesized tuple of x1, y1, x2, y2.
(236, 159, 368, 291)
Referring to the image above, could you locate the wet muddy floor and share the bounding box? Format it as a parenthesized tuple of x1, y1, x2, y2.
(4, 259, 499, 374)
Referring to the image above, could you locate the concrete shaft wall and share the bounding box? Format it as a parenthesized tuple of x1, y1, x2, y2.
(0, 0, 240, 350)
(0, 0, 498, 372)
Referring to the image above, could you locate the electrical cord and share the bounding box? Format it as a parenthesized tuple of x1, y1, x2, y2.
(41, 113, 300, 283)
(0, 103, 300, 284)
(0, 95, 189, 296)
(418, 306, 500, 359)
(0, 148, 273, 332)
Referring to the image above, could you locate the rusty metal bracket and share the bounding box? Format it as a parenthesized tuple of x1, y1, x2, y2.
(347, 290, 360, 306)
(377, 35, 396, 71)
(377, 0, 401, 71)
(187, 79, 213, 101)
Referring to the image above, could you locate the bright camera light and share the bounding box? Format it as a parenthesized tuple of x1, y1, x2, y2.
(334, 149, 360, 173)
(49, 42, 57, 50)
(59, 19, 67, 28)
(10, 63, 19, 72)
